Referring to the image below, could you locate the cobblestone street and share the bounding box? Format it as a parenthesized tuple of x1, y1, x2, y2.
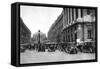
(20, 50, 95, 64)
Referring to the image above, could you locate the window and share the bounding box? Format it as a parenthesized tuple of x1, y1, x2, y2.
(71, 33, 73, 42)
(88, 30, 92, 39)
(66, 31, 67, 41)
(75, 33, 77, 42)
(68, 35, 70, 42)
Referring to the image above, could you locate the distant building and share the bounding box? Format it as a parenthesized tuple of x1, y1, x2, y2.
(20, 18, 31, 44)
(32, 31, 47, 43)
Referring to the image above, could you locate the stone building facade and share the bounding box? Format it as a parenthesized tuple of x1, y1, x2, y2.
(63, 8, 96, 44)
(32, 31, 47, 43)
(48, 8, 96, 45)
(48, 12, 63, 43)
(20, 18, 31, 44)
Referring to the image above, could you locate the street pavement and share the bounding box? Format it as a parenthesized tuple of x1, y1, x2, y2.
(20, 50, 95, 64)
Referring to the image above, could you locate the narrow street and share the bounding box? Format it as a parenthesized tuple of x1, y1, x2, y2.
(20, 50, 95, 64)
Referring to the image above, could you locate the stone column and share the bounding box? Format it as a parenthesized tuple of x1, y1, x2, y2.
(70, 8, 72, 24)
(66, 8, 68, 26)
(67, 8, 69, 26)
(74, 8, 76, 21)
(78, 8, 81, 18)
(68, 8, 69, 25)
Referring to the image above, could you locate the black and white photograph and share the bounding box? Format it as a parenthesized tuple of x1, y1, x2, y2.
(20, 4, 97, 64)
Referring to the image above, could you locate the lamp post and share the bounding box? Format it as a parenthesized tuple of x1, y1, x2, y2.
(37, 30, 41, 52)
(38, 30, 40, 43)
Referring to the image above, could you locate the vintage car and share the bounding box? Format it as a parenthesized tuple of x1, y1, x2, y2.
(45, 43, 58, 52)
(82, 41, 95, 53)
(66, 46, 78, 54)
(77, 44, 83, 52)
(58, 42, 68, 52)
(58, 42, 78, 54)
(77, 41, 95, 53)
(20, 43, 31, 52)
(48, 44, 56, 52)
(20, 46, 26, 53)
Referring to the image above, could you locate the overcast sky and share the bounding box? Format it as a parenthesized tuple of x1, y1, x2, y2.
(20, 6, 63, 37)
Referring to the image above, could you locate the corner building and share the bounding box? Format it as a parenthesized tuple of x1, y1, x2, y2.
(62, 8, 96, 45)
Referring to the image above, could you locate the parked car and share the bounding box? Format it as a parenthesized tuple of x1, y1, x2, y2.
(20, 45, 26, 53)
(82, 45, 94, 53)
(48, 44, 56, 52)
(20, 43, 32, 52)
(58, 42, 68, 52)
(81, 41, 95, 53)
(66, 46, 78, 54)
(77, 44, 83, 52)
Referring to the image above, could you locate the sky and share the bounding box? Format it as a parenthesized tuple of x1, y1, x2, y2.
(20, 5, 63, 37)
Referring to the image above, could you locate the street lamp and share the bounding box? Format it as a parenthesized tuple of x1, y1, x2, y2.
(37, 30, 41, 52)
(38, 30, 40, 43)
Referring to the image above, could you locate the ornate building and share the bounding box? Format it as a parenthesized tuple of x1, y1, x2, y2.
(20, 18, 31, 44)
(63, 8, 96, 44)
(48, 8, 96, 45)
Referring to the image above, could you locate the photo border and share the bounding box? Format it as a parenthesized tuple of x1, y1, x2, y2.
(11, 2, 98, 67)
